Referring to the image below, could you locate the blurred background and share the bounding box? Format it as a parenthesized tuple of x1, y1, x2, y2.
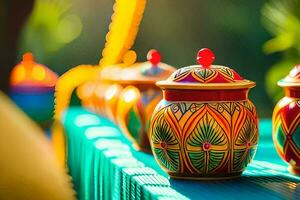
(1, 0, 300, 118)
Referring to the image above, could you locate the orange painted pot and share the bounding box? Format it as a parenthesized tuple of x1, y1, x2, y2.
(115, 50, 175, 152)
(77, 50, 176, 152)
(149, 48, 259, 180)
(273, 65, 300, 175)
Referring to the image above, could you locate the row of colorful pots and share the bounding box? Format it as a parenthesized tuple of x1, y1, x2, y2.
(76, 47, 300, 180)
(77, 49, 175, 152)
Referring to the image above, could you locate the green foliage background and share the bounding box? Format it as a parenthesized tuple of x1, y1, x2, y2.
(19, 0, 82, 62)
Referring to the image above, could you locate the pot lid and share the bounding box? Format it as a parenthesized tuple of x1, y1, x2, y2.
(10, 52, 58, 88)
(157, 48, 255, 90)
(101, 49, 176, 85)
(278, 65, 300, 87)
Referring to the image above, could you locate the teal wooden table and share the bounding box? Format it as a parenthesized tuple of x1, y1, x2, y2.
(61, 107, 300, 200)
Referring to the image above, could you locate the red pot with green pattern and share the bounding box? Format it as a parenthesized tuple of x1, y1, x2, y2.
(273, 65, 300, 175)
(149, 48, 259, 180)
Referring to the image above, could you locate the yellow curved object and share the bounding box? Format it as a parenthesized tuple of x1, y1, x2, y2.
(51, 120, 66, 168)
(53, 65, 97, 165)
(54, 0, 147, 121)
(99, 0, 146, 67)
(0, 92, 75, 200)
(54, 65, 98, 119)
(53, 0, 147, 166)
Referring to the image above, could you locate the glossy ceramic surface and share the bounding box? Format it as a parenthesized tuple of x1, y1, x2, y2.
(150, 99, 258, 179)
(149, 48, 258, 179)
(116, 85, 162, 152)
(273, 65, 300, 175)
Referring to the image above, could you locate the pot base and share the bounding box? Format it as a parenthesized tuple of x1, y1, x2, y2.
(288, 166, 300, 175)
(168, 172, 242, 181)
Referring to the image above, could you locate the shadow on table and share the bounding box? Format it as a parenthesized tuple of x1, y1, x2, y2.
(169, 175, 300, 200)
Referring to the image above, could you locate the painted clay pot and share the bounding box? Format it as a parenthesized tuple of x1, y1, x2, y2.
(77, 50, 175, 152)
(115, 50, 175, 152)
(149, 48, 258, 180)
(273, 65, 300, 175)
(77, 51, 139, 122)
(10, 52, 58, 127)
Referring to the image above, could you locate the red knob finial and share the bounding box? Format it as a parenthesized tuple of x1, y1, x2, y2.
(22, 52, 34, 63)
(147, 49, 161, 66)
(197, 48, 215, 68)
